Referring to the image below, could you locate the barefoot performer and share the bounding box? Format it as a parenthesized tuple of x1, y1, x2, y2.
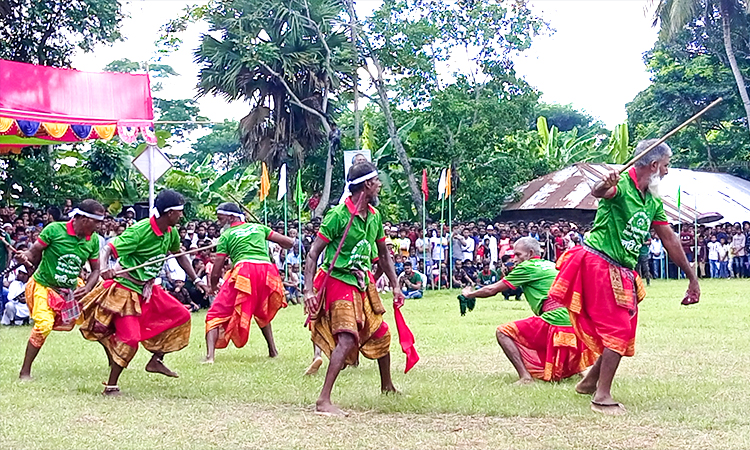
(548, 140, 700, 415)
(16, 200, 105, 380)
(79, 190, 207, 395)
(461, 237, 596, 384)
(303, 161, 410, 416)
(204, 202, 293, 363)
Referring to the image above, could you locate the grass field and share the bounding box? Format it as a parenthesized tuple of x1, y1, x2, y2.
(1, 279, 749, 449)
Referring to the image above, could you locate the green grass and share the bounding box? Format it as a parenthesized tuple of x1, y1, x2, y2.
(1, 279, 749, 449)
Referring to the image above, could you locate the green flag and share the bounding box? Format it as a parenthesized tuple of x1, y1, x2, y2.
(294, 170, 306, 206)
(677, 185, 681, 210)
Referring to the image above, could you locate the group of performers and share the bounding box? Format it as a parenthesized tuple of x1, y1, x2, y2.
(11, 142, 701, 416)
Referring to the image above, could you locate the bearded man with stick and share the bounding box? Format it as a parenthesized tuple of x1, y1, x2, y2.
(79, 190, 207, 395)
(548, 140, 700, 415)
(204, 202, 293, 363)
(15, 199, 105, 380)
(303, 161, 404, 416)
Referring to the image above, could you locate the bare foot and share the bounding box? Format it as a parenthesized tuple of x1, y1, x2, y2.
(315, 399, 349, 417)
(381, 384, 400, 394)
(102, 386, 122, 397)
(575, 378, 597, 395)
(145, 358, 179, 378)
(514, 377, 534, 386)
(268, 348, 278, 358)
(18, 373, 33, 381)
(304, 357, 323, 376)
(201, 357, 214, 365)
(591, 401, 627, 415)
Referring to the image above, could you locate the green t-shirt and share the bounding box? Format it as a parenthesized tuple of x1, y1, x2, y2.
(585, 168, 668, 269)
(402, 272, 422, 292)
(0, 231, 11, 270)
(477, 270, 498, 285)
(34, 221, 100, 289)
(318, 198, 385, 287)
(111, 217, 180, 294)
(216, 222, 272, 263)
(502, 258, 570, 327)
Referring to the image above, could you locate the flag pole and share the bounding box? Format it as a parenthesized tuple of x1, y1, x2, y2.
(422, 191, 426, 282)
(448, 187, 452, 289)
(439, 195, 445, 290)
(284, 187, 288, 279)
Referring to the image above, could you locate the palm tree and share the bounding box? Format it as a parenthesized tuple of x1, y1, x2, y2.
(194, 0, 353, 216)
(653, 0, 750, 132)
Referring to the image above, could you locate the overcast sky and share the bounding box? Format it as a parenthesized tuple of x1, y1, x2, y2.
(72, 0, 659, 132)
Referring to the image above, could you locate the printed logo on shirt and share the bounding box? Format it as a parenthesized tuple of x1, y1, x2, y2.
(349, 239, 372, 271)
(54, 253, 83, 285)
(621, 211, 650, 253)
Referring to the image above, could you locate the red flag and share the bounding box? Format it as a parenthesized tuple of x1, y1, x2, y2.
(394, 307, 419, 373)
(421, 169, 429, 201)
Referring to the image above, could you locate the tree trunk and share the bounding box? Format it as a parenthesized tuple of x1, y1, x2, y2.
(721, 0, 750, 133)
(371, 55, 424, 217)
(345, 0, 360, 150)
(314, 121, 334, 218)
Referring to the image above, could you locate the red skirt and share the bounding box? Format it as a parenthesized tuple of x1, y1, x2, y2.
(205, 261, 286, 349)
(548, 245, 646, 357)
(498, 316, 596, 381)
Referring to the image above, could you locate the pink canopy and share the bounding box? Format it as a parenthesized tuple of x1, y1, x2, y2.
(0, 59, 153, 126)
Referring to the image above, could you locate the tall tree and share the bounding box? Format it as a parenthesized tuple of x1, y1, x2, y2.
(0, 0, 124, 66)
(653, 0, 750, 132)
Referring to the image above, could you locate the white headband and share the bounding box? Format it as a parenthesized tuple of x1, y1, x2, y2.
(69, 208, 104, 221)
(217, 209, 245, 222)
(348, 170, 379, 185)
(152, 204, 184, 218)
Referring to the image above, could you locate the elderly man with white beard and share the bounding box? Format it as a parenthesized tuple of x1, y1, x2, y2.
(548, 139, 700, 416)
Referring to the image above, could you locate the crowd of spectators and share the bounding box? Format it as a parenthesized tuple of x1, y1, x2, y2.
(2, 202, 749, 327)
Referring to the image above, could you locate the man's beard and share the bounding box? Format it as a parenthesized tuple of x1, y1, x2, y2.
(647, 173, 662, 199)
(368, 194, 380, 207)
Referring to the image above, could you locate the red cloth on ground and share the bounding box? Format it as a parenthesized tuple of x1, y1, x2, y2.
(205, 261, 285, 349)
(498, 316, 596, 381)
(548, 245, 646, 357)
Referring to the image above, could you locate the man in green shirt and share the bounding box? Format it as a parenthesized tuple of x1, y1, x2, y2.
(303, 161, 405, 416)
(16, 200, 104, 380)
(80, 190, 206, 395)
(399, 261, 423, 299)
(204, 202, 294, 363)
(549, 139, 700, 415)
(462, 237, 595, 384)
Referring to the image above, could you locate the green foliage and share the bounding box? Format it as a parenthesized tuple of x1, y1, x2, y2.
(532, 102, 606, 134)
(182, 120, 243, 170)
(0, 0, 124, 67)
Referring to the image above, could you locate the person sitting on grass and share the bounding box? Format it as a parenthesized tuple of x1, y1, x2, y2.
(284, 263, 303, 305)
(476, 260, 498, 287)
(462, 259, 477, 284)
(451, 260, 473, 288)
(171, 279, 200, 312)
(399, 261, 423, 299)
(461, 237, 596, 384)
(2, 266, 30, 326)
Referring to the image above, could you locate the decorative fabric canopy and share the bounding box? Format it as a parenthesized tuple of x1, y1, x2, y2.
(0, 59, 155, 153)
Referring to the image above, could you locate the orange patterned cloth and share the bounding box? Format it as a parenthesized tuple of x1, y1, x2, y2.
(205, 261, 286, 349)
(548, 245, 646, 357)
(498, 316, 596, 381)
(79, 280, 191, 367)
(310, 269, 391, 366)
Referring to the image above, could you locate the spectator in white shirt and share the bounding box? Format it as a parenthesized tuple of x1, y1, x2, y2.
(707, 235, 722, 278)
(2, 266, 30, 326)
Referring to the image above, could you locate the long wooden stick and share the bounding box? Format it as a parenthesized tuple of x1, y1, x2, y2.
(113, 243, 216, 276)
(226, 193, 263, 224)
(620, 97, 723, 174)
(0, 235, 21, 255)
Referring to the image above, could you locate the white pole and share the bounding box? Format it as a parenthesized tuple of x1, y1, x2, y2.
(148, 146, 155, 214)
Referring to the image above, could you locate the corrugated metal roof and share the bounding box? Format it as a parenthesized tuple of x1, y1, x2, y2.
(504, 163, 750, 224)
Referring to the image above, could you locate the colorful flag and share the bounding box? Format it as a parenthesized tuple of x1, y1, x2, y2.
(438, 168, 447, 200)
(277, 163, 287, 200)
(445, 167, 452, 197)
(294, 169, 306, 206)
(260, 162, 270, 201)
(421, 169, 429, 201)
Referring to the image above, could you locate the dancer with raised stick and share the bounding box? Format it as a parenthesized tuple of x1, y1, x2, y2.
(14, 200, 105, 380)
(548, 137, 703, 415)
(204, 202, 293, 363)
(79, 190, 207, 396)
(303, 161, 406, 416)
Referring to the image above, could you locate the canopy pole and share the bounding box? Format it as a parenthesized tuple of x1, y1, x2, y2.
(148, 145, 155, 214)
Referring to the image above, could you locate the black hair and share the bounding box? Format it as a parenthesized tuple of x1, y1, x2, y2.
(347, 161, 378, 194)
(403, 261, 412, 268)
(46, 206, 62, 222)
(79, 199, 105, 215)
(217, 202, 242, 215)
(192, 258, 204, 269)
(155, 189, 185, 214)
